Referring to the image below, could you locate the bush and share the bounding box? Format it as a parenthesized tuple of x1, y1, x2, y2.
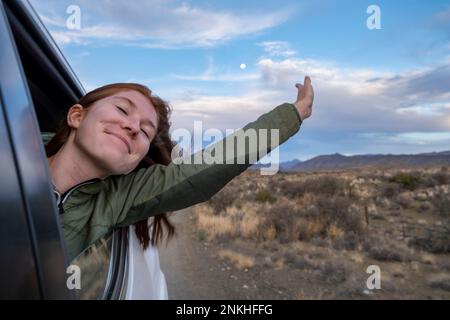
(331, 231, 361, 251)
(422, 171, 450, 188)
(431, 192, 450, 218)
(428, 274, 450, 292)
(395, 193, 413, 209)
(314, 260, 350, 284)
(409, 234, 450, 254)
(277, 176, 350, 198)
(255, 190, 276, 203)
(314, 195, 365, 235)
(208, 186, 237, 214)
(431, 172, 450, 186)
(197, 229, 207, 241)
(364, 237, 413, 262)
(264, 201, 300, 243)
(389, 172, 421, 191)
(379, 182, 400, 198)
(293, 195, 366, 247)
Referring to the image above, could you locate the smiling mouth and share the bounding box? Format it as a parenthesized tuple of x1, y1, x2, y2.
(106, 132, 131, 154)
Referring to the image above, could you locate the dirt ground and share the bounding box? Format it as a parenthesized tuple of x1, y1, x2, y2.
(159, 208, 310, 300)
(159, 208, 450, 300)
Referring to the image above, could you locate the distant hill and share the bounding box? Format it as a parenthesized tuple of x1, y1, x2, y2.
(280, 159, 303, 171)
(250, 150, 450, 172)
(250, 159, 302, 171)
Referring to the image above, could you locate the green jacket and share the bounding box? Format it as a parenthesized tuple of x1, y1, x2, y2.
(42, 103, 302, 261)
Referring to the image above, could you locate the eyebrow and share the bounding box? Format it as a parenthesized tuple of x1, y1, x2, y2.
(113, 96, 157, 130)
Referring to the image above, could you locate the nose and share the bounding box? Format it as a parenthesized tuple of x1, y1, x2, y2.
(121, 117, 140, 137)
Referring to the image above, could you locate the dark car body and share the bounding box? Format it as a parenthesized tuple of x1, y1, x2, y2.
(0, 0, 127, 299)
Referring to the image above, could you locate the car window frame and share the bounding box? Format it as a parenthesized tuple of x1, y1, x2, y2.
(0, 0, 71, 299)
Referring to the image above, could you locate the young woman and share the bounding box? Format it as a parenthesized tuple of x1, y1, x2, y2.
(44, 76, 314, 263)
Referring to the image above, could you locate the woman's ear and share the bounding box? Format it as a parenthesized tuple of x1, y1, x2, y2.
(67, 104, 85, 129)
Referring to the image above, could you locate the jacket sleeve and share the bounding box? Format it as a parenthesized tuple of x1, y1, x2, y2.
(105, 102, 303, 227)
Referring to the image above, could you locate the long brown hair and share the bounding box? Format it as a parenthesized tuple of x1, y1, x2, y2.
(45, 83, 176, 249)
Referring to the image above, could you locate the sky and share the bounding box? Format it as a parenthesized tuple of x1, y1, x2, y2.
(29, 0, 450, 162)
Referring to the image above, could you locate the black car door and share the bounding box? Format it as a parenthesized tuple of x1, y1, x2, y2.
(0, 0, 71, 299)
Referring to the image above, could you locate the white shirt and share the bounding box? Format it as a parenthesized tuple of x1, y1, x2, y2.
(125, 220, 168, 300)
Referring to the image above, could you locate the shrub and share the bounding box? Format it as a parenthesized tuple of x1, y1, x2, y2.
(331, 231, 361, 251)
(294, 195, 366, 247)
(409, 234, 450, 254)
(389, 172, 421, 191)
(277, 176, 350, 198)
(194, 204, 236, 240)
(255, 190, 276, 203)
(395, 193, 413, 209)
(427, 274, 450, 292)
(197, 229, 207, 241)
(431, 172, 450, 186)
(217, 250, 255, 269)
(208, 186, 237, 214)
(315, 195, 365, 235)
(431, 192, 450, 218)
(297, 218, 326, 242)
(364, 237, 413, 262)
(379, 182, 400, 198)
(264, 201, 300, 243)
(314, 260, 350, 284)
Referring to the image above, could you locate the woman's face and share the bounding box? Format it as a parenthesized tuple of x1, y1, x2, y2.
(72, 89, 158, 176)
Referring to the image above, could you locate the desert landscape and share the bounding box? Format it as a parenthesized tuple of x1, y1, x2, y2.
(161, 165, 450, 299)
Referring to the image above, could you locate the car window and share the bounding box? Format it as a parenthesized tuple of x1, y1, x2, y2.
(42, 131, 129, 300)
(70, 233, 114, 300)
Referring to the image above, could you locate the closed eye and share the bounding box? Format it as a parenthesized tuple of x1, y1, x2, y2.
(141, 129, 149, 138)
(116, 105, 128, 115)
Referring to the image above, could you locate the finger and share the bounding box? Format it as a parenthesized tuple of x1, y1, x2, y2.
(304, 75, 311, 86)
(296, 83, 303, 101)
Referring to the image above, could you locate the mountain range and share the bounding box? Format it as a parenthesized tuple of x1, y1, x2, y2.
(251, 150, 450, 172)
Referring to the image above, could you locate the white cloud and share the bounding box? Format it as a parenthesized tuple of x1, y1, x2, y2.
(165, 49, 450, 137)
(259, 41, 297, 58)
(359, 132, 450, 146)
(252, 52, 450, 134)
(31, 0, 295, 48)
(169, 89, 283, 132)
(396, 102, 450, 116)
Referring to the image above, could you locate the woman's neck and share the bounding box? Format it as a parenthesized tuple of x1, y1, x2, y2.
(47, 142, 107, 194)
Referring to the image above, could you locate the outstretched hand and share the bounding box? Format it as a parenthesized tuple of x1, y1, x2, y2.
(294, 76, 314, 121)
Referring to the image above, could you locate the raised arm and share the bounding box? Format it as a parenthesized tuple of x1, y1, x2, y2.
(107, 77, 314, 227)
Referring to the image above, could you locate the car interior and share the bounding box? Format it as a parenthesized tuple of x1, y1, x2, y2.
(4, 0, 83, 133)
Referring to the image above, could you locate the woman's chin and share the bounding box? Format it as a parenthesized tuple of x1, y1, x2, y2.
(98, 152, 129, 172)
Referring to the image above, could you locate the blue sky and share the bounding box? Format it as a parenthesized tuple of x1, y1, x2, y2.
(30, 0, 450, 162)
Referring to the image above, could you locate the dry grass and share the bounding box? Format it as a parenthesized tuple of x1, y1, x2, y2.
(217, 249, 255, 269)
(195, 204, 236, 240)
(427, 273, 450, 292)
(190, 166, 450, 299)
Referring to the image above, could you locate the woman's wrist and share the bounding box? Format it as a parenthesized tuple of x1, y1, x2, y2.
(294, 101, 308, 121)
